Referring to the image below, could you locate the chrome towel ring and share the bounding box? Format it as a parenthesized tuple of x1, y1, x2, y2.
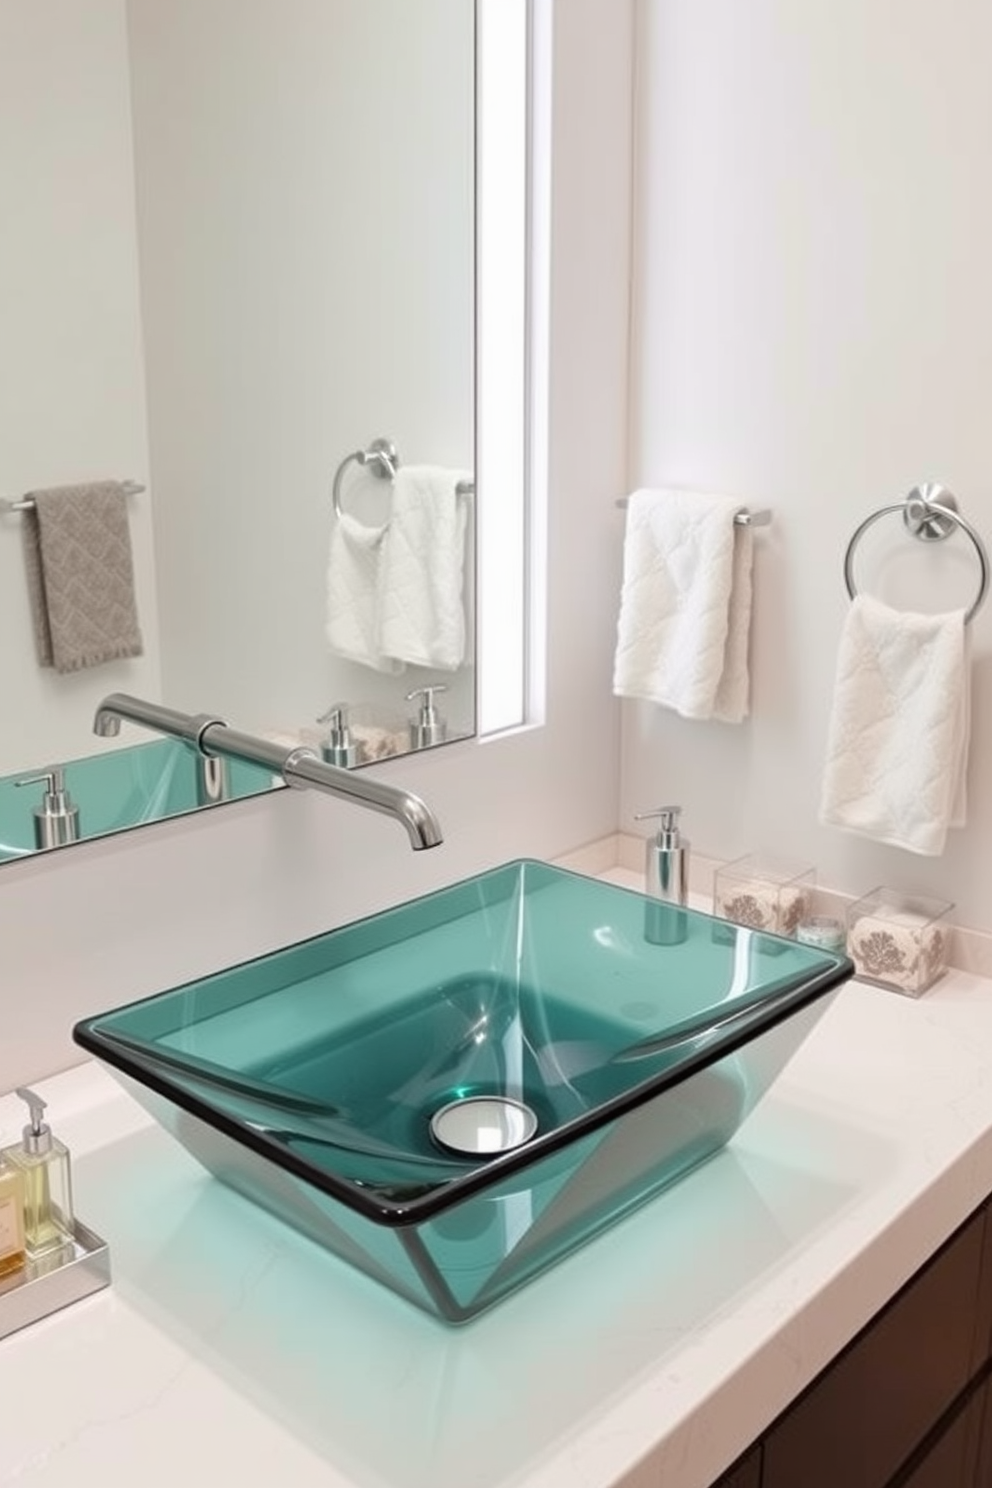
(332, 437, 398, 520)
(331, 437, 475, 519)
(843, 483, 990, 625)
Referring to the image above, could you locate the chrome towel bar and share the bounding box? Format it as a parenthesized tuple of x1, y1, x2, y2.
(1, 479, 145, 515)
(615, 494, 771, 526)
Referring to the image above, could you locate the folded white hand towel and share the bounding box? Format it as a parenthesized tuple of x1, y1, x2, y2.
(818, 595, 970, 856)
(325, 512, 404, 674)
(612, 489, 754, 722)
(378, 465, 470, 670)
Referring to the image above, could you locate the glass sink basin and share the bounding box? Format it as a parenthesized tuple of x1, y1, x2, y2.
(73, 859, 852, 1322)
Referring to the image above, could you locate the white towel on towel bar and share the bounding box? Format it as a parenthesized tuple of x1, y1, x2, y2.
(325, 512, 404, 673)
(378, 465, 470, 670)
(818, 595, 970, 856)
(612, 488, 754, 722)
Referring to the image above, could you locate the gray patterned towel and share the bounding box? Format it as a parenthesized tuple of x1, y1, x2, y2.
(21, 481, 144, 673)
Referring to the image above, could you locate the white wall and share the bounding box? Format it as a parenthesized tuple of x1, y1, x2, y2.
(2, 0, 634, 1090)
(624, 0, 992, 928)
(127, 0, 476, 742)
(0, 0, 162, 774)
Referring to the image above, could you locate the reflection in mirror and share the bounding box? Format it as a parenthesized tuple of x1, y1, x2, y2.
(0, 0, 475, 861)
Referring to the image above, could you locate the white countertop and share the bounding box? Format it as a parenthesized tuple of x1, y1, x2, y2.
(5, 904, 992, 1488)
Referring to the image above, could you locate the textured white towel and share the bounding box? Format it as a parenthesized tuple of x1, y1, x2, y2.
(612, 489, 754, 722)
(819, 596, 970, 856)
(325, 512, 403, 673)
(378, 465, 470, 670)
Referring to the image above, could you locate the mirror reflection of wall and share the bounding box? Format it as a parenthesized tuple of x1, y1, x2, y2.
(0, 0, 475, 791)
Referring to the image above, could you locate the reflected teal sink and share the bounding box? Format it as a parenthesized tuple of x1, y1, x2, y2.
(73, 860, 851, 1322)
(0, 739, 274, 861)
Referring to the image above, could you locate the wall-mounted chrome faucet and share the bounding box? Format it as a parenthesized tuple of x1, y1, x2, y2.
(93, 693, 443, 850)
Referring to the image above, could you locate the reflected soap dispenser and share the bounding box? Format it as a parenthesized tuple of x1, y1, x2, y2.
(15, 767, 80, 848)
(317, 703, 360, 768)
(407, 685, 448, 749)
(3, 1088, 75, 1257)
(636, 805, 689, 945)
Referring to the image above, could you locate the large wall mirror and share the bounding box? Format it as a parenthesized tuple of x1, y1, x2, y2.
(0, 0, 475, 861)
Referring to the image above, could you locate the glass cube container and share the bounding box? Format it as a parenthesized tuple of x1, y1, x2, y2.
(713, 854, 816, 938)
(846, 887, 953, 996)
(73, 860, 851, 1323)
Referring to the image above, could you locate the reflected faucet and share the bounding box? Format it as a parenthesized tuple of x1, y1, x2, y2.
(94, 692, 443, 850)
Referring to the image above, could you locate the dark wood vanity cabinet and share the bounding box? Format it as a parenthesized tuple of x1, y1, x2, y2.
(711, 1198, 992, 1488)
(712, 1447, 761, 1488)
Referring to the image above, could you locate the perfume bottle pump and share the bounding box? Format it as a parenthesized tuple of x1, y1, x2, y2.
(3, 1088, 75, 1257)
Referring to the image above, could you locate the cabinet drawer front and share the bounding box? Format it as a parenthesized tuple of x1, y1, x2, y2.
(711, 1446, 761, 1488)
(763, 1212, 988, 1488)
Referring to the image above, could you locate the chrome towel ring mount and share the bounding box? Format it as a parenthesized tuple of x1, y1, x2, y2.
(332, 437, 398, 520)
(331, 436, 475, 520)
(843, 482, 990, 624)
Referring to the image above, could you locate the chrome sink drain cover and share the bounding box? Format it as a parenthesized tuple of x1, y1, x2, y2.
(430, 1096, 539, 1156)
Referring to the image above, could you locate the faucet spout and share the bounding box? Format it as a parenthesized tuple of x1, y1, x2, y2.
(279, 744, 443, 850)
(93, 694, 444, 851)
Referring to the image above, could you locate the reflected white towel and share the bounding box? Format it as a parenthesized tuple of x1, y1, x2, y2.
(325, 512, 403, 673)
(378, 465, 470, 670)
(819, 596, 970, 856)
(612, 489, 753, 722)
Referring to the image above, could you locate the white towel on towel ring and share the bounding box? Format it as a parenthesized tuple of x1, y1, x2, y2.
(378, 465, 470, 671)
(325, 512, 404, 673)
(819, 595, 970, 856)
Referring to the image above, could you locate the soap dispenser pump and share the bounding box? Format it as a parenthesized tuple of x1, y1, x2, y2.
(636, 806, 689, 947)
(15, 766, 80, 848)
(639, 809, 687, 898)
(407, 685, 448, 749)
(3, 1088, 75, 1257)
(636, 805, 689, 906)
(317, 703, 360, 768)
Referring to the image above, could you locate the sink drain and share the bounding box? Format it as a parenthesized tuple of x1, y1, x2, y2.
(429, 1096, 539, 1157)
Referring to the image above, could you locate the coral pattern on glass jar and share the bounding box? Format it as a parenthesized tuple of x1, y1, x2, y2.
(856, 929, 915, 982)
(721, 893, 772, 930)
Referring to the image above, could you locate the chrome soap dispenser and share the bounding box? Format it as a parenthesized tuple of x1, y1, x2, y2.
(636, 805, 689, 945)
(637, 805, 689, 905)
(3, 1088, 75, 1257)
(15, 766, 80, 848)
(317, 703, 360, 768)
(407, 685, 448, 749)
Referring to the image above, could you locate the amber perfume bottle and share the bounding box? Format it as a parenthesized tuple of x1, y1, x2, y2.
(2, 1088, 74, 1257)
(0, 1149, 26, 1278)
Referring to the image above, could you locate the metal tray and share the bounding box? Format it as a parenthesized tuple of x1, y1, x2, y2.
(0, 1220, 110, 1340)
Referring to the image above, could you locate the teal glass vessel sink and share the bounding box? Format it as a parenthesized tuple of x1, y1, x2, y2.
(73, 860, 852, 1322)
